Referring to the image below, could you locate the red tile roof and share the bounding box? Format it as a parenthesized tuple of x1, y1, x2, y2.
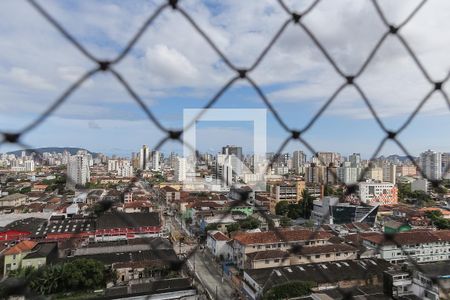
(362, 230, 450, 246)
(4, 240, 37, 255)
(246, 249, 288, 260)
(234, 229, 333, 245)
(211, 231, 230, 241)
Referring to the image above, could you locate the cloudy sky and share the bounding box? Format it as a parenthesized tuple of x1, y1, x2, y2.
(0, 0, 449, 158)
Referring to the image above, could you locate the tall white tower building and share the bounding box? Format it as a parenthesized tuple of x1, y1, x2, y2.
(139, 145, 149, 170)
(292, 150, 306, 174)
(151, 151, 160, 171)
(66, 151, 90, 190)
(174, 157, 187, 182)
(420, 150, 442, 180)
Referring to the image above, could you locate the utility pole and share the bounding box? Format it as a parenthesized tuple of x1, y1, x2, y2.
(215, 285, 218, 300)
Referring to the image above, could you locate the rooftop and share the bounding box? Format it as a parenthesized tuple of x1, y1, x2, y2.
(234, 229, 333, 245)
(362, 230, 450, 246)
(96, 212, 160, 229)
(4, 217, 47, 233)
(0, 193, 27, 201)
(245, 259, 391, 291)
(66, 249, 179, 266)
(210, 231, 230, 241)
(416, 261, 450, 278)
(23, 242, 57, 259)
(104, 278, 194, 299)
(4, 240, 37, 255)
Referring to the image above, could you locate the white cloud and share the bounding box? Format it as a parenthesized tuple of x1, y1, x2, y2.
(145, 44, 199, 84)
(9, 67, 55, 90)
(0, 0, 449, 125)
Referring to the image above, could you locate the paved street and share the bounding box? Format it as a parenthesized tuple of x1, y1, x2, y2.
(187, 250, 235, 300)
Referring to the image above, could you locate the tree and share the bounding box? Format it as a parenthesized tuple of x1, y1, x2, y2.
(426, 210, 450, 229)
(300, 189, 314, 219)
(267, 219, 275, 230)
(280, 216, 292, 227)
(8, 259, 107, 296)
(323, 184, 333, 196)
(226, 223, 240, 233)
(239, 216, 261, 230)
(275, 201, 289, 216)
(287, 203, 302, 219)
(263, 281, 314, 300)
(205, 223, 219, 231)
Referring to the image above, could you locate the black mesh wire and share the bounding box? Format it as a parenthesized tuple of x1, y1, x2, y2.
(1, 0, 450, 299)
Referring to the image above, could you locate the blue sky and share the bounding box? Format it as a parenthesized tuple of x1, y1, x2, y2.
(0, 0, 449, 158)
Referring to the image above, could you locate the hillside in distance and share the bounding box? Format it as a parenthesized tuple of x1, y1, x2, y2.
(6, 147, 98, 157)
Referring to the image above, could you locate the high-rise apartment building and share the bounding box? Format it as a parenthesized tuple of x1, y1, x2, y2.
(174, 157, 187, 182)
(420, 150, 442, 180)
(24, 160, 35, 172)
(222, 145, 243, 161)
(382, 164, 396, 185)
(151, 151, 160, 171)
(337, 163, 362, 185)
(367, 166, 383, 182)
(349, 153, 361, 168)
(317, 152, 337, 167)
(442, 153, 450, 179)
(139, 145, 149, 170)
(292, 150, 307, 174)
(66, 151, 90, 190)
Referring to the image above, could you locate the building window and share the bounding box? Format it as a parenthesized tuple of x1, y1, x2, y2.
(274, 259, 280, 263)
(336, 253, 340, 256)
(326, 254, 330, 258)
(265, 260, 270, 264)
(315, 255, 320, 258)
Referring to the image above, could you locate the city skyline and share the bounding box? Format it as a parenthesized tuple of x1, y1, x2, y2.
(0, 1, 449, 157)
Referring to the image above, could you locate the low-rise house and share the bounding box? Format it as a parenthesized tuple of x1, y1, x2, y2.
(66, 249, 179, 284)
(383, 220, 412, 233)
(3, 240, 37, 274)
(86, 189, 104, 205)
(31, 184, 48, 192)
(104, 189, 123, 203)
(160, 186, 181, 204)
(22, 242, 58, 269)
(410, 261, 450, 299)
(0, 193, 28, 207)
(232, 229, 334, 269)
(383, 269, 413, 298)
(104, 278, 197, 299)
(242, 259, 392, 300)
(245, 244, 358, 269)
(121, 201, 155, 213)
(362, 230, 450, 264)
(94, 212, 161, 242)
(206, 230, 231, 259)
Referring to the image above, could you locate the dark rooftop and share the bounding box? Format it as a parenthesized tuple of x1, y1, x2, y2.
(64, 249, 179, 266)
(104, 278, 194, 299)
(4, 217, 47, 233)
(24, 242, 57, 259)
(96, 212, 160, 229)
(416, 261, 450, 278)
(245, 259, 392, 292)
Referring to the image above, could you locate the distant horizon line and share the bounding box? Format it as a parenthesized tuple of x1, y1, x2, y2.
(3, 145, 447, 161)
